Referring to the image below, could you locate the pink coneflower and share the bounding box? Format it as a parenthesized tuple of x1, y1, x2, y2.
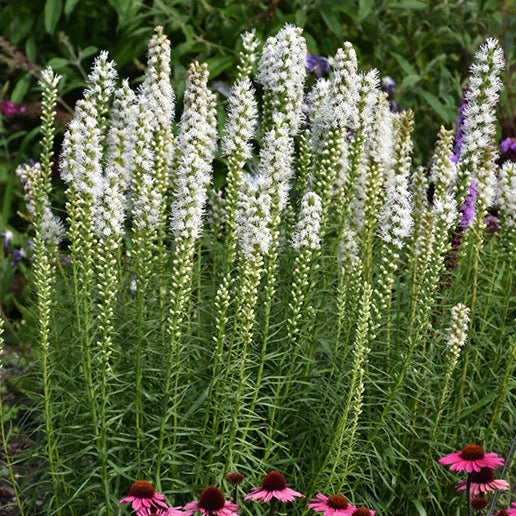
(183, 486, 238, 516)
(350, 507, 375, 516)
(120, 480, 171, 515)
(244, 471, 304, 503)
(456, 467, 509, 495)
(438, 444, 504, 473)
(505, 501, 516, 515)
(308, 493, 357, 515)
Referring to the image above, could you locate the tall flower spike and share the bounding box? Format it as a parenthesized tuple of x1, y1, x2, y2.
(455, 38, 504, 205)
(430, 126, 456, 202)
(170, 61, 217, 244)
(446, 303, 470, 366)
(257, 24, 307, 135)
(141, 26, 175, 197)
(106, 80, 137, 199)
(291, 191, 322, 250)
(498, 161, 516, 251)
(237, 29, 259, 80)
(259, 114, 295, 212)
(236, 174, 272, 257)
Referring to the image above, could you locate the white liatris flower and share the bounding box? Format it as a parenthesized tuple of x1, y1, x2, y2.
(370, 91, 395, 172)
(221, 77, 258, 165)
(205, 189, 226, 238)
(60, 97, 104, 194)
(141, 26, 175, 195)
(378, 174, 413, 248)
(141, 26, 175, 132)
(354, 69, 380, 137)
(432, 194, 457, 230)
(132, 173, 162, 234)
(459, 39, 504, 166)
(16, 161, 42, 214)
(307, 77, 331, 148)
(237, 29, 260, 79)
(325, 42, 359, 131)
(498, 160, 516, 234)
(40, 207, 65, 245)
(430, 126, 456, 202)
(259, 114, 295, 211)
(236, 174, 272, 256)
(339, 229, 360, 269)
(170, 61, 217, 243)
(446, 303, 470, 365)
(257, 24, 307, 135)
(291, 191, 322, 250)
(106, 80, 137, 197)
(92, 167, 126, 239)
(83, 51, 117, 127)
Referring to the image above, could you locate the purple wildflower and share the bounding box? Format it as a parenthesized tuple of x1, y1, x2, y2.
(500, 137, 516, 159)
(1, 230, 13, 253)
(459, 181, 476, 230)
(381, 76, 396, 94)
(389, 100, 397, 113)
(0, 100, 26, 117)
(306, 54, 330, 78)
(10, 247, 27, 266)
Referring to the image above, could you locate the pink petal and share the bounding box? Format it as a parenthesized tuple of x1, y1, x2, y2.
(438, 452, 461, 465)
(120, 496, 135, 504)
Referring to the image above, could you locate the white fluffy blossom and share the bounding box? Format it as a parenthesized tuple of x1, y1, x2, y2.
(17, 162, 64, 245)
(237, 29, 260, 78)
(236, 174, 272, 256)
(459, 39, 504, 167)
(446, 304, 470, 364)
(430, 126, 456, 201)
(141, 26, 175, 132)
(378, 174, 413, 248)
(106, 80, 137, 196)
(369, 91, 395, 171)
(257, 24, 307, 135)
(498, 161, 516, 230)
(339, 229, 360, 270)
(291, 191, 322, 250)
(259, 114, 295, 211)
(132, 173, 162, 234)
(221, 77, 257, 164)
(324, 42, 359, 131)
(41, 208, 65, 245)
(432, 194, 457, 229)
(170, 62, 217, 243)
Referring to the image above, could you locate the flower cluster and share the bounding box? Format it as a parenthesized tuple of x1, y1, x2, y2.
(0, 99, 26, 116)
(120, 472, 378, 516)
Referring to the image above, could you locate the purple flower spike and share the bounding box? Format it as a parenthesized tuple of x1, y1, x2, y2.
(459, 181, 477, 230)
(306, 54, 330, 78)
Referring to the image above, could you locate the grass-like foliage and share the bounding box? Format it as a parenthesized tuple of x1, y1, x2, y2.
(1, 25, 514, 515)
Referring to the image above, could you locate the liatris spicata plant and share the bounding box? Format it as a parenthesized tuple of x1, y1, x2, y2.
(7, 26, 513, 516)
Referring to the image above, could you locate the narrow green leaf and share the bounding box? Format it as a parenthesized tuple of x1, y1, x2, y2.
(320, 8, 343, 39)
(419, 90, 451, 122)
(390, 51, 417, 76)
(400, 74, 421, 89)
(64, 0, 80, 15)
(44, 0, 63, 34)
(10, 74, 31, 104)
(358, 0, 375, 20)
(398, 0, 428, 9)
